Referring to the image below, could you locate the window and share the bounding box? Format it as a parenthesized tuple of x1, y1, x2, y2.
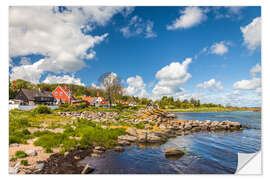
(55, 92, 58, 95)
(60, 92, 63, 96)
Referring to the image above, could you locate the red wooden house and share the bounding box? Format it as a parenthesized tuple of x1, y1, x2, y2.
(52, 85, 76, 104)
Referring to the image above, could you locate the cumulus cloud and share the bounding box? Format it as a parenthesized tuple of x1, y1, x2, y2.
(152, 58, 192, 96)
(213, 7, 245, 19)
(250, 64, 261, 77)
(125, 75, 148, 97)
(120, 16, 156, 38)
(167, 7, 207, 30)
(210, 41, 231, 55)
(43, 74, 85, 86)
(233, 64, 261, 94)
(240, 17, 261, 51)
(196, 78, 223, 91)
(9, 6, 130, 83)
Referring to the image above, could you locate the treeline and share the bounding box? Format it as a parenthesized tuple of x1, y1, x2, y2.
(10, 79, 228, 109)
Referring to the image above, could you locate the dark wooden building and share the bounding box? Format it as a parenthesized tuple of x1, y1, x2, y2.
(15, 89, 55, 105)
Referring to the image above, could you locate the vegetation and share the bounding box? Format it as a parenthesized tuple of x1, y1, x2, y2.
(33, 105, 52, 114)
(15, 150, 27, 158)
(21, 160, 28, 166)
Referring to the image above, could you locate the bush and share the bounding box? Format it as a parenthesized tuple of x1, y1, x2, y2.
(9, 129, 32, 144)
(21, 160, 28, 166)
(33, 105, 52, 114)
(15, 151, 27, 158)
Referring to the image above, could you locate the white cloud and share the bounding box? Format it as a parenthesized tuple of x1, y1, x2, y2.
(120, 16, 156, 38)
(210, 41, 230, 55)
(43, 74, 85, 86)
(196, 78, 223, 90)
(9, 6, 130, 83)
(233, 78, 261, 90)
(125, 75, 148, 98)
(240, 17, 261, 51)
(152, 58, 192, 96)
(250, 64, 261, 77)
(167, 7, 207, 30)
(233, 64, 261, 94)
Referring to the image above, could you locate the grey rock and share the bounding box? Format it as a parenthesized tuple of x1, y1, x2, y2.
(35, 163, 45, 170)
(118, 135, 137, 142)
(114, 146, 124, 152)
(81, 164, 95, 174)
(26, 149, 37, 156)
(91, 153, 103, 158)
(165, 148, 185, 158)
(9, 167, 19, 174)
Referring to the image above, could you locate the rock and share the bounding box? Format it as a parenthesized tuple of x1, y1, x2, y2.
(93, 149, 104, 154)
(10, 143, 20, 147)
(137, 134, 147, 143)
(81, 164, 95, 174)
(26, 149, 37, 156)
(74, 155, 80, 160)
(91, 153, 103, 158)
(114, 146, 124, 152)
(147, 133, 164, 143)
(14, 162, 21, 169)
(118, 135, 137, 142)
(117, 140, 131, 146)
(94, 146, 106, 151)
(35, 163, 45, 170)
(9, 167, 19, 174)
(229, 122, 241, 128)
(126, 128, 137, 136)
(165, 148, 185, 158)
(64, 152, 69, 156)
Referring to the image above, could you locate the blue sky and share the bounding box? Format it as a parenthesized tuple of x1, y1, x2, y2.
(9, 6, 261, 106)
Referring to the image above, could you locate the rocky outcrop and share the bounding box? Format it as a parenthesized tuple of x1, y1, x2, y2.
(165, 148, 185, 159)
(57, 111, 119, 122)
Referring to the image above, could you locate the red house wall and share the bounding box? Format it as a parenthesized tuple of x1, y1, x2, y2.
(52, 86, 70, 104)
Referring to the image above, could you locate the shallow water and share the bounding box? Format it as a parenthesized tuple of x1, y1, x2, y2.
(80, 111, 261, 174)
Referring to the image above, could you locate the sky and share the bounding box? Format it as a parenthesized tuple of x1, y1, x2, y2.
(9, 6, 261, 107)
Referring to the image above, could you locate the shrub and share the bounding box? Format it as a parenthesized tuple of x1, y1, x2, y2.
(21, 160, 28, 166)
(44, 147, 53, 153)
(15, 151, 27, 158)
(33, 105, 52, 114)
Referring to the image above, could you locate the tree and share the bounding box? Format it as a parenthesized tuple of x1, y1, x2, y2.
(98, 72, 123, 107)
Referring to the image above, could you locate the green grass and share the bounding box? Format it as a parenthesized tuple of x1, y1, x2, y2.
(21, 160, 28, 166)
(15, 150, 27, 158)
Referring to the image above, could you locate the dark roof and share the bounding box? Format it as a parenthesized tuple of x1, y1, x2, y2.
(21, 89, 53, 101)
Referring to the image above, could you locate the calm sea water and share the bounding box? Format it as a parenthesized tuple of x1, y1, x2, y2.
(80, 111, 261, 174)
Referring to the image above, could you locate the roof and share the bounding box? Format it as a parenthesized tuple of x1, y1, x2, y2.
(20, 89, 53, 101)
(82, 96, 96, 103)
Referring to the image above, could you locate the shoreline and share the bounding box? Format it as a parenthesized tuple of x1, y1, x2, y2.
(9, 107, 250, 174)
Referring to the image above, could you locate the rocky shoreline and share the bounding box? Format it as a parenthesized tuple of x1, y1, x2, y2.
(11, 108, 247, 174)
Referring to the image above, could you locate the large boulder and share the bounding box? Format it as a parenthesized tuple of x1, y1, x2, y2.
(118, 135, 137, 142)
(147, 133, 164, 143)
(117, 140, 131, 146)
(114, 146, 124, 152)
(165, 148, 185, 159)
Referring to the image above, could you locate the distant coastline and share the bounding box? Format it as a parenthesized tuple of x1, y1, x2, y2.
(166, 107, 261, 113)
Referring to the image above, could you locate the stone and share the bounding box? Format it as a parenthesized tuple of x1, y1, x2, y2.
(114, 146, 124, 152)
(35, 163, 45, 170)
(137, 134, 147, 143)
(26, 149, 37, 156)
(10, 143, 20, 147)
(14, 162, 21, 169)
(94, 146, 106, 151)
(117, 140, 131, 146)
(93, 149, 104, 154)
(64, 152, 69, 156)
(118, 135, 137, 142)
(126, 128, 137, 136)
(147, 133, 164, 143)
(9, 167, 19, 174)
(229, 122, 241, 128)
(165, 148, 185, 158)
(91, 153, 103, 158)
(74, 155, 80, 160)
(81, 164, 95, 174)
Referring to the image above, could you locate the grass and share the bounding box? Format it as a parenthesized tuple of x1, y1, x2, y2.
(15, 150, 27, 158)
(21, 160, 28, 166)
(32, 118, 126, 152)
